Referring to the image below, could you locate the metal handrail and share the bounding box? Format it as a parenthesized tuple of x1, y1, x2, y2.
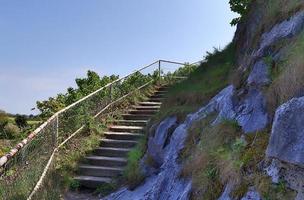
(0, 59, 194, 169)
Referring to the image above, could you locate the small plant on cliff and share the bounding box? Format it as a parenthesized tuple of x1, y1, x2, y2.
(229, 0, 251, 26)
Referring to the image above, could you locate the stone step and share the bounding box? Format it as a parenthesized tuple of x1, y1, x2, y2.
(122, 114, 152, 120)
(85, 156, 127, 167)
(94, 147, 131, 157)
(104, 131, 143, 140)
(74, 176, 112, 189)
(111, 119, 148, 126)
(154, 90, 167, 95)
(148, 97, 164, 102)
(128, 109, 157, 115)
(132, 105, 160, 110)
(108, 125, 144, 133)
(138, 101, 162, 106)
(79, 165, 124, 177)
(155, 86, 169, 91)
(150, 94, 166, 98)
(100, 138, 138, 148)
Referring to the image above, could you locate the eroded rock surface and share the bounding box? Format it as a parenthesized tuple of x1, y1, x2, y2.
(147, 117, 178, 166)
(103, 111, 199, 200)
(266, 97, 304, 166)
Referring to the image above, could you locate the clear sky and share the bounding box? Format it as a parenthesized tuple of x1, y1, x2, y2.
(0, 0, 238, 115)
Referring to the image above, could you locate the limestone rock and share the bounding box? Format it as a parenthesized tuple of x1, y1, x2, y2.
(266, 97, 304, 166)
(147, 117, 178, 166)
(247, 60, 270, 86)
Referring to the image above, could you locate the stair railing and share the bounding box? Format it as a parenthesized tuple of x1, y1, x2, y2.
(0, 59, 202, 199)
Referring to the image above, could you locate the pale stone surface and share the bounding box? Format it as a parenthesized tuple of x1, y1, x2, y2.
(247, 60, 270, 86)
(241, 187, 262, 200)
(266, 97, 304, 166)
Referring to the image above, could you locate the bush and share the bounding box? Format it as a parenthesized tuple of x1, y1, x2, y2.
(3, 123, 20, 139)
(15, 115, 28, 129)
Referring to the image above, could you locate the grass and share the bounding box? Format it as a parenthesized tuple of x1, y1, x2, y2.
(265, 31, 304, 118)
(123, 136, 147, 190)
(153, 43, 236, 123)
(28, 119, 105, 200)
(181, 120, 244, 200)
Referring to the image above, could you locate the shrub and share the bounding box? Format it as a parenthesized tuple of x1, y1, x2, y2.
(3, 123, 20, 139)
(15, 115, 28, 129)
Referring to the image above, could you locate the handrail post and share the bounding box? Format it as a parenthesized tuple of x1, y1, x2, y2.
(158, 60, 161, 85)
(56, 115, 59, 148)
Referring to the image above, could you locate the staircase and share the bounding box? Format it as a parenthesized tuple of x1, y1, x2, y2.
(74, 85, 169, 188)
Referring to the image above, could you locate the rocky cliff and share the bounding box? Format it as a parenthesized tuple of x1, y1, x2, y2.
(103, 1, 304, 200)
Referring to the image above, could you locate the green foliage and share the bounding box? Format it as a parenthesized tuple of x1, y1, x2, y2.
(36, 70, 119, 118)
(68, 179, 80, 191)
(3, 123, 20, 139)
(229, 0, 251, 25)
(15, 115, 28, 129)
(95, 183, 116, 196)
(0, 112, 9, 138)
(181, 121, 243, 200)
(154, 43, 236, 122)
(123, 137, 147, 189)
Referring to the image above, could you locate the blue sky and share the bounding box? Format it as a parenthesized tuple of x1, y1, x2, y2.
(0, 0, 238, 115)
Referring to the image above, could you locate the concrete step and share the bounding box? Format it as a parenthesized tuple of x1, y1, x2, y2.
(122, 114, 152, 120)
(108, 125, 144, 133)
(132, 105, 160, 110)
(94, 147, 131, 157)
(79, 165, 123, 177)
(138, 101, 162, 106)
(111, 119, 148, 126)
(104, 131, 143, 140)
(155, 86, 169, 91)
(74, 176, 112, 189)
(128, 109, 157, 115)
(86, 156, 127, 167)
(100, 138, 138, 148)
(148, 97, 164, 102)
(154, 90, 168, 95)
(150, 94, 166, 98)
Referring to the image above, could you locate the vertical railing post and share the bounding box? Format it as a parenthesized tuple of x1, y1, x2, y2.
(109, 84, 113, 102)
(158, 60, 161, 85)
(56, 115, 59, 148)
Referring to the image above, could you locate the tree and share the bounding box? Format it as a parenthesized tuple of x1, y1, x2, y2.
(36, 70, 119, 118)
(15, 114, 28, 129)
(229, 0, 251, 26)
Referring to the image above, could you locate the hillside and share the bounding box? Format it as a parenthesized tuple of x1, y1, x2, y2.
(104, 1, 304, 200)
(2, 1, 304, 200)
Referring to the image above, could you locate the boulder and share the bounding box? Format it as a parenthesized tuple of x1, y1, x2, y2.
(257, 11, 304, 57)
(266, 97, 304, 166)
(247, 60, 270, 87)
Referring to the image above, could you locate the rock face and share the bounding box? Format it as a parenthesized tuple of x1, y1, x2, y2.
(235, 88, 268, 133)
(241, 188, 262, 200)
(147, 117, 178, 166)
(247, 60, 270, 86)
(266, 97, 304, 166)
(103, 112, 202, 200)
(257, 11, 304, 57)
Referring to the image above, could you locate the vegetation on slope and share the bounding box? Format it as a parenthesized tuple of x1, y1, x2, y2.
(181, 118, 296, 200)
(266, 31, 304, 117)
(153, 42, 236, 123)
